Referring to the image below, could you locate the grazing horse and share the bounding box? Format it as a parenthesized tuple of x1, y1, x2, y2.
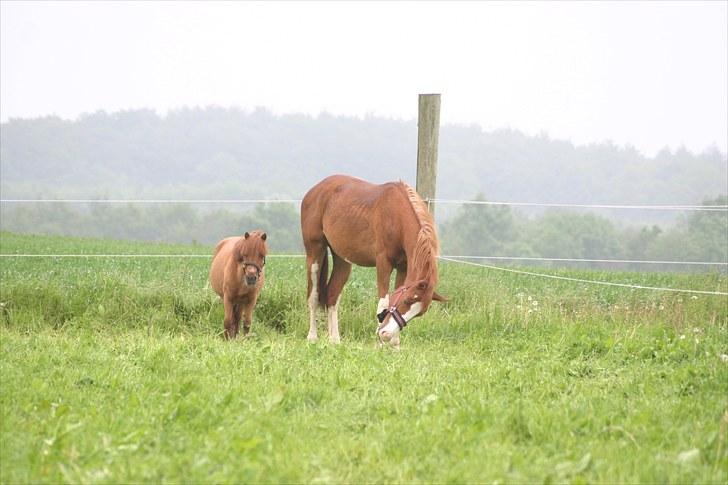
(300, 174, 445, 348)
(209, 231, 268, 339)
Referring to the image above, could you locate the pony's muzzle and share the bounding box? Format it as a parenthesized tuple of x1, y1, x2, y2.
(245, 275, 258, 286)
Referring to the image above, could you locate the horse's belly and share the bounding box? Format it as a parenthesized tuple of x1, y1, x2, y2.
(323, 224, 376, 267)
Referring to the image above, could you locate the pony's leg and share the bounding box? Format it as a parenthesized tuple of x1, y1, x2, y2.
(305, 247, 326, 342)
(223, 297, 241, 339)
(241, 299, 255, 336)
(325, 253, 352, 344)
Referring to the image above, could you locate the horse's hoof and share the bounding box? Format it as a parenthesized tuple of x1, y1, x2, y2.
(307, 334, 318, 343)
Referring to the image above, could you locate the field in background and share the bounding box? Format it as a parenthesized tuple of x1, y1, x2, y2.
(1, 232, 726, 483)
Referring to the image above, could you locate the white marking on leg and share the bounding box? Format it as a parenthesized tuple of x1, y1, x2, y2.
(327, 294, 342, 344)
(376, 295, 389, 315)
(307, 263, 319, 342)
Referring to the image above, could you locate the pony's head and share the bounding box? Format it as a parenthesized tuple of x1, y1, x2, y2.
(376, 279, 446, 348)
(233, 231, 268, 287)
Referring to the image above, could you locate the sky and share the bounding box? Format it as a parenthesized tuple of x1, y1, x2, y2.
(1, 1, 726, 157)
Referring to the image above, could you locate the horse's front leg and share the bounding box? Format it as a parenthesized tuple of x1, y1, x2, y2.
(375, 258, 393, 319)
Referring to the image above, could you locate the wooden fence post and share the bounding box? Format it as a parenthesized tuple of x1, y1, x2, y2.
(416, 93, 441, 218)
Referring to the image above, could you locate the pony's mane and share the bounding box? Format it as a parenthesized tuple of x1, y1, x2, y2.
(398, 182, 439, 283)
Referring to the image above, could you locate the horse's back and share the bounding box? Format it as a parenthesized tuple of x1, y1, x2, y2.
(209, 237, 240, 296)
(301, 175, 405, 266)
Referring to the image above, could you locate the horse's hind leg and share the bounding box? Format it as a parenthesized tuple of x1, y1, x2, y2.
(325, 253, 352, 344)
(305, 241, 327, 342)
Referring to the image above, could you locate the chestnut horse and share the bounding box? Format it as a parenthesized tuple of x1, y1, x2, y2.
(209, 231, 268, 339)
(300, 175, 445, 348)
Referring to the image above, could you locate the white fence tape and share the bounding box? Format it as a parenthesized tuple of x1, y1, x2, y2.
(439, 256, 728, 296)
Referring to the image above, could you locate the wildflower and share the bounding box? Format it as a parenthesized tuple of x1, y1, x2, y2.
(680, 335, 686, 340)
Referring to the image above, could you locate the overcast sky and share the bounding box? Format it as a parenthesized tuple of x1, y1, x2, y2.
(1, 1, 726, 157)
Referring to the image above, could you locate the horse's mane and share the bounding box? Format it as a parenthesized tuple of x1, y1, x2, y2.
(398, 182, 439, 283)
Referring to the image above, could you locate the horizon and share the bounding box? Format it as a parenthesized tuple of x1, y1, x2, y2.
(2, 104, 726, 160)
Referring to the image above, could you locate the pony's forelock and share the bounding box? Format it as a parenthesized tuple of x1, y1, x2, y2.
(234, 231, 269, 257)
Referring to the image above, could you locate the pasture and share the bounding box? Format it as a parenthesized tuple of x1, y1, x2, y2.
(1, 232, 726, 483)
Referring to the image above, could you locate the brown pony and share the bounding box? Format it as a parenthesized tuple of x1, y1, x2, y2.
(209, 231, 268, 339)
(300, 174, 445, 348)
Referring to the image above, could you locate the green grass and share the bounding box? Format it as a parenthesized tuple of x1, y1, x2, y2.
(1, 231, 727, 483)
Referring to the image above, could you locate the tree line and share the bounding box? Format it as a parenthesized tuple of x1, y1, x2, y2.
(1, 107, 725, 227)
(2, 196, 725, 271)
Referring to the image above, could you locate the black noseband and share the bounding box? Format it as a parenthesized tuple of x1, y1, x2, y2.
(377, 307, 407, 330)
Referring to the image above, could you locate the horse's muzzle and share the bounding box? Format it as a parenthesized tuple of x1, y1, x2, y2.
(245, 275, 258, 286)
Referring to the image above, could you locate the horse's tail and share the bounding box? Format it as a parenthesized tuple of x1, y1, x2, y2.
(318, 244, 329, 308)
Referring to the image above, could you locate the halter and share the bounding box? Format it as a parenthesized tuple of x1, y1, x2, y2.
(242, 258, 264, 277)
(377, 285, 409, 331)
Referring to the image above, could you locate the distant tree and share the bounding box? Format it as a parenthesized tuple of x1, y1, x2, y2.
(647, 196, 728, 266)
(527, 211, 623, 262)
(439, 194, 534, 258)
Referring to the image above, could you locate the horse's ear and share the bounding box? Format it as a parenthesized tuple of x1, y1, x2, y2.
(432, 291, 448, 303)
(244, 232, 250, 239)
(261, 232, 267, 241)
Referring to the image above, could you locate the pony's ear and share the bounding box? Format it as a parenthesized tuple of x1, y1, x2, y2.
(261, 232, 267, 241)
(244, 232, 250, 239)
(432, 291, 448, 303)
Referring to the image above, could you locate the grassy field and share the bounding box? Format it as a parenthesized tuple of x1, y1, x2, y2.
(1, 231, 727, 483)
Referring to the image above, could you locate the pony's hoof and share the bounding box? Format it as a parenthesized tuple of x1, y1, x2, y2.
(329, 337, 341, 345)
(307, 334, 318, 343)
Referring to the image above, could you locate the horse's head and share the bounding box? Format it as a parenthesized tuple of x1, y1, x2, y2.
(376, 279, 446, 348)
(234, 231, 268, 287)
